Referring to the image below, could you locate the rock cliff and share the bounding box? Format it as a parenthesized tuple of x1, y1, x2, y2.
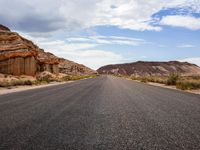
(0, 24, 96, 76)
(97, 61, 200, 77)
(58, 58, 96, 75)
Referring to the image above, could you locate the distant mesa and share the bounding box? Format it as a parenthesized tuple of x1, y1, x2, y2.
(0, 24, 96, 76)
(97, 61, 200, 77)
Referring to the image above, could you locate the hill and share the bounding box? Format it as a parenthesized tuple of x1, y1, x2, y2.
(97, 61, 200, 77)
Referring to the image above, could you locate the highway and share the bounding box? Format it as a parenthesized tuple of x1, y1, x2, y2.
(0, 76, 200, 149)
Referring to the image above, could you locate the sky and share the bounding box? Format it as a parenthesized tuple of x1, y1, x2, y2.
(0, 0, 200, 69)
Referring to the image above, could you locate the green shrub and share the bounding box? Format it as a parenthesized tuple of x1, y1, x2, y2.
(166, 73, 179, 85)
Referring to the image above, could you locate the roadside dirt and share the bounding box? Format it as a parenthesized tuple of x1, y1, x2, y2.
(148, 82, 200, 95)
(0, 81, 72, 95)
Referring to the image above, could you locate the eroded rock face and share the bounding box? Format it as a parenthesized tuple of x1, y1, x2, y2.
(1, 56, 37, 76)
(36, 49, 59, 74)
(0, 24, 96, 76)
(58, 58, 97, 75)
(97, 61, 200, 77)
(0, 25, 39, 76)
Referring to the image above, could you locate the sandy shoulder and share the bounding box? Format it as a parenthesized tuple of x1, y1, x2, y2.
(128, 78, 200, 95)
(148, 82, 200, 95)
(0, 81, 72, 95)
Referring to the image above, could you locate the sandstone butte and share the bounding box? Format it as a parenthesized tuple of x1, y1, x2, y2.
(0, 24, 96, 76)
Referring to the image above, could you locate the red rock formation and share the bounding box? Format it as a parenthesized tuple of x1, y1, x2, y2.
(0, 24, 96, 76)
(36, 49, 59, 74)
(58, 58, 96, 75)
(0, 26, 38, 76)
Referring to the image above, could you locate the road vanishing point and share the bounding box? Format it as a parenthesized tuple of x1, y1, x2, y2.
(1, 76, 200, 149)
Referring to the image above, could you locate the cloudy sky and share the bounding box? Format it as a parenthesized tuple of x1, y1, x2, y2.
(1, 0, 200, 69)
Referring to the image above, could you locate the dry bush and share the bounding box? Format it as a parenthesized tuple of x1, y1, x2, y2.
(166, 73, 179, 85)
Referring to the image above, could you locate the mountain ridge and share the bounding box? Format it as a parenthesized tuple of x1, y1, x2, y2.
(97, 61, 200, 77)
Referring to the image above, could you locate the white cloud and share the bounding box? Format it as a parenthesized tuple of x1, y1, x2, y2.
(66, 36, 146, 46)
(177, 44, 196, 48)
(90, 0, 200, 31)
(1, 0, 200, 33)
(49, 47, 123, 70)
(160, 15, 200, 30)
(20, 33, 124, 69)
(180, 57, 200, 67)
(64, 50, 123, 70)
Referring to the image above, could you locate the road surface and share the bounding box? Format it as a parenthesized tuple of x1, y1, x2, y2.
(0, 76, 200, 149)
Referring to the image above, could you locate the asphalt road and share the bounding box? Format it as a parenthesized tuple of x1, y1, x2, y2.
(0, 76, 200, 150)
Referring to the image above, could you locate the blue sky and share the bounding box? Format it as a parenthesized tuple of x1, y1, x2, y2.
(0, 0, 200, 69)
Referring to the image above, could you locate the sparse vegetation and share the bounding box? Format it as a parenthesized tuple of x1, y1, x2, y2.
(131, 76, 167, 84)
(62, 74, 99, 81)
(0, 74, 99, 88)
(176, 79, 200, 90)
(37, 75, 52, 84)
(0, 80, 33, 87)
(166, 73, 179, 85)
(129, 74, 200, 91)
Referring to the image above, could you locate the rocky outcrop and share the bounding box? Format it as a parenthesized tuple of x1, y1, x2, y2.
(97, 61, 200, 77)
(58, 58, 97, 75)
(0, 25, 10, 31)
(0, 56, 37, 76)
(36, 49, 59, 74)
(0, 26, 38, 76)
(0, 24, 96, 76)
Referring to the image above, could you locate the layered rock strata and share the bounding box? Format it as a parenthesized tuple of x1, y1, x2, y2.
(0, 24, 96, 76)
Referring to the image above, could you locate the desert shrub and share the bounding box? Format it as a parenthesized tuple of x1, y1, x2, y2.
(70, 76, 83, 80)
(0, 81, 10, 87)
(144, 77, 167, 84)
(140, 78, 148, 83)
(0, 80, 33, 87)
(24, 80, 33, 85)
(33, 80, 41, 85)
(62, 76, 73, 81)
(130, 76, 139, 80)
(131, 76, 146, 82)
(166, 73, 179, 85)
(37, 75, 52, 83)
(176, 80, 200, 90)
(131, 76, 167, 84)
(62, 75, 98, 81)
(10, 80, 25, 86)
